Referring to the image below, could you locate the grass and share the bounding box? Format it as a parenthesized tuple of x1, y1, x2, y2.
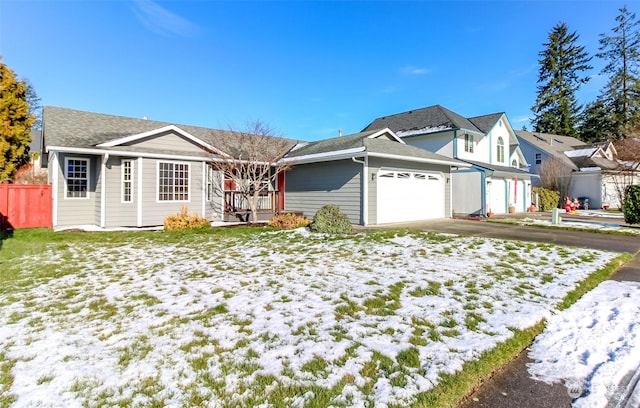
(0, 227, 631, 408)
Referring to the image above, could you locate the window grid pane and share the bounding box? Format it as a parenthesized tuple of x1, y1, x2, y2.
(158, 162, 189, 201)
(122, 160, 132, 202)
(66, 159, 88, 198)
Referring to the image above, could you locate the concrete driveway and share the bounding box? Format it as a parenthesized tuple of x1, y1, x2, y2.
(358, 217, 640, 408)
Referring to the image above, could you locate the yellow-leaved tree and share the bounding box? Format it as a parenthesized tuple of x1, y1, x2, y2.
(0, 58, 35, 182)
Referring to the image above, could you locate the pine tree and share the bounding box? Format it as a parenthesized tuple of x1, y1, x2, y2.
(595, 6, 640, 138)
(0, 59, 35, 182)
(531, 22, 592, 139)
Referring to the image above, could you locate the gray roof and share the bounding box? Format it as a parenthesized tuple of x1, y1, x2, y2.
(28, 129, 42, 153)
(468, 113, 505, 134)
(43, 106, 299, 158)
(363, 105, 484, 135)
(286, 129, 464, 165)
(462, 159, 535, 176)
(515, 130, 584, 155)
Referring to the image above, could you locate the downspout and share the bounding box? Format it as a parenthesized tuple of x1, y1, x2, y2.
(100, 153, 109, 228)
(51, 151, 58, 228)
(480, 171, 487, 217)
(352, 156, 368, 226)
(453, 130, 458, 159)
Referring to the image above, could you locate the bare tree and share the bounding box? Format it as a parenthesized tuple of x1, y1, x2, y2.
(208, 121, 295, 224)
(538, 157, 574, 205)
(611, 137, 640, 208)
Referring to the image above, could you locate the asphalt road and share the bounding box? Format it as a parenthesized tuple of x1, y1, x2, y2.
(360, 217, 640, 408)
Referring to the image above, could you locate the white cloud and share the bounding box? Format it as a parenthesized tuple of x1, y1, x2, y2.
(131, 0, 199, 37)
(400, 65, 431, 75)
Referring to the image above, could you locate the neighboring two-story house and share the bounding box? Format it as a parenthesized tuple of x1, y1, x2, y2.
(517, 130, 638, 209)
(364, 105, 533, 216)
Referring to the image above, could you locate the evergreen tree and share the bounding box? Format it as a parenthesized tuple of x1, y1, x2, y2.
(0, 59, 35, 182)
(595, 5, 640, 138)
(579, 99, 617, 142)
(531, 22, 592, 139)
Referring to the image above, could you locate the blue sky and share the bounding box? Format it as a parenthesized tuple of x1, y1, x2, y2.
(0, 0, 632, 141)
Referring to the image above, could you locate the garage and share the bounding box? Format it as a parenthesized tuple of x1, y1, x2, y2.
(377, 170, 445, 224)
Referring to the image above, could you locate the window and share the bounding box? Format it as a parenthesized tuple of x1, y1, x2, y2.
(511, 159, 517, 168)
(464, 134, 474, 153)
(122, 160, 133, 202)
(535, 153, 542, 164)
(158, 161, 190, 201)
(65, 158, 89, 198)
(206, 165, 215, 201)
(496, 137, 505, 163)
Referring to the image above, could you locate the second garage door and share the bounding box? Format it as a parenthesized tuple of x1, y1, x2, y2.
(377, 170, 445, 224)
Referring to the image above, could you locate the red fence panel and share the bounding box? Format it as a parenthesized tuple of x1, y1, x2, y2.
(0, 183, 52, 230)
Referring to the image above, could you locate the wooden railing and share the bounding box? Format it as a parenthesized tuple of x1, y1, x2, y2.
(224, 190, 281, 213)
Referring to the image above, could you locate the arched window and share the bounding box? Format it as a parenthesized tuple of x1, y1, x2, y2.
(511, 159, 517, 168)
(497, 137, 505, 163)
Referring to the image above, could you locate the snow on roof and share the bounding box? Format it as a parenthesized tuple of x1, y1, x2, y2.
(565, 148, 597, 158)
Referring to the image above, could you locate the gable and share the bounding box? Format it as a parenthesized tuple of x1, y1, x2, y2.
(119, 130, 209, 154)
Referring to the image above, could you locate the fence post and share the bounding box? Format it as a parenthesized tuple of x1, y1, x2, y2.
(0, 183, 8, 231)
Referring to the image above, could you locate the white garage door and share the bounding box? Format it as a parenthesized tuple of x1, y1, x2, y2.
(377, 170, 445, 224)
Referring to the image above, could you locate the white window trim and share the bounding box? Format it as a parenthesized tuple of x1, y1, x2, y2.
(497, 137, 505, 163)
(156, 160, 191, 203)
(464, 134, 474, 153)
(64, 157, 90, 200)
(121, 159, 134, 203)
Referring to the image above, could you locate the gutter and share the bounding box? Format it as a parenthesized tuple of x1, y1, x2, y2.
(367, 152, 470, 168)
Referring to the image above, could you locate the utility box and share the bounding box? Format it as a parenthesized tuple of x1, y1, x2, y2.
(551, 208, 561, 225)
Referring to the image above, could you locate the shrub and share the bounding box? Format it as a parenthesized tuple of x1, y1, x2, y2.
(309, 204, 352, 234)
(623, 185, 640, 224)
(268, 212, 311, 229)
(164, 206, 210, 231)
(532, 187, 560, 211)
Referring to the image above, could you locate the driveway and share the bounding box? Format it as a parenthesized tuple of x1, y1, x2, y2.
(361, 217, 640, 408)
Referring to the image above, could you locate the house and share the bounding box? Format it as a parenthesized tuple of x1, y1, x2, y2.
(282, 128, 469, 225)
(363, 105, 534, 216)
(517, 131, 638, 209)
(42, 106, 298, 229)
(42, 106, 466, 229)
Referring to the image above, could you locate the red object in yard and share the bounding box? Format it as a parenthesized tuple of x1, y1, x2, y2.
(0, 183, 52, 230)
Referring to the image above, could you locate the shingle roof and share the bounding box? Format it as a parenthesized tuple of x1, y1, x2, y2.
(468, 113, 504, 134)
(515, 130, 584, 155)
(286, 129, 463, 165)
(362, 105, 482, 135)
(43, 106, 299, 158)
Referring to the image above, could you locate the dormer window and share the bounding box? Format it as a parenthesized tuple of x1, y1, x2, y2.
(464, 134, 474, 153)
(497, 137, 505, 163)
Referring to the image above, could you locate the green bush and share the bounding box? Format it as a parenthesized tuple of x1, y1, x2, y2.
(623, 185, 640, 224)
(309, 204, 352, 234)
(532, 187, 560, 211)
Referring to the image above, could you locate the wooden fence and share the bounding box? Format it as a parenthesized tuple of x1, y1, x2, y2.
(0, 183, 52, 230)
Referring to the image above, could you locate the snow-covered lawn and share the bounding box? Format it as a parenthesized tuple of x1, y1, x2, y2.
(0, 229, 618, 407)
(528, 280, 640, 408)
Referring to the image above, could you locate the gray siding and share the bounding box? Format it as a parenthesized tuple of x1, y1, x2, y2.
(140, 158, 207, 226)
(55, 153, 100, 227)
(452, 171, 483, 215)
(284, 160, 362, 224)
(124, 131, 206, 153)
(368, 157, 452, 224)
(104, 157, 138, 228)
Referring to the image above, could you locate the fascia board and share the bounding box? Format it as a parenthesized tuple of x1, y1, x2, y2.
(279, 147, 366, 164)
(367, 152, 471, 168)
(46, 145, 227, 163)
(368, 128, 405, 144)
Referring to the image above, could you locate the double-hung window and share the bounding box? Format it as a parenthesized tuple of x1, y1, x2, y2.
(464, 134, 474, 153)
(158, 161, 190, 202)
(65, 158, 89, 198)
(535, 153, 542, 164)
(122, 160, 133, 203)
(496, 137, 505, 163)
